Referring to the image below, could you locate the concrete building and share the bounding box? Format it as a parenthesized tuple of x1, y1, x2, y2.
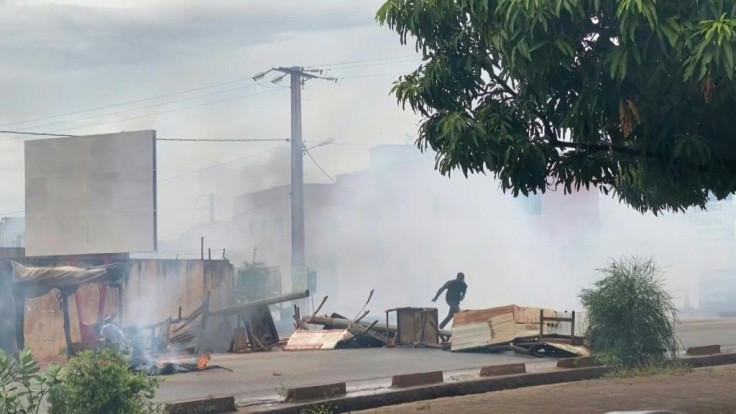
(0, 217, 25, 248)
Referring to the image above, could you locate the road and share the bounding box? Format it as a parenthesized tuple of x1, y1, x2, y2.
(154, 319, 736, 405)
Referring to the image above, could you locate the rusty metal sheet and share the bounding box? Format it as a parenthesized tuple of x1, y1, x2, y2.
(283, 329, 353, 351)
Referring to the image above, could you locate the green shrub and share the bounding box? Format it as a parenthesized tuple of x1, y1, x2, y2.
(0, 348, 62, 414)
(48, 348, 163, 414)
(580, 256, 679, 366)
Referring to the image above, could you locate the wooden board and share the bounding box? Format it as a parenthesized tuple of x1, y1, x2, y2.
(283, 330, 353, 351)
(453, 305, 557, 326)
(451, 312, 516, 351)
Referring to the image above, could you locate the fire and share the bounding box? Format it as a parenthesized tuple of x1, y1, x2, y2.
(197, 354, 210, 370)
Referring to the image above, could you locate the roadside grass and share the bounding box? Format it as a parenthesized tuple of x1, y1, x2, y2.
(604, 358, 693, 379)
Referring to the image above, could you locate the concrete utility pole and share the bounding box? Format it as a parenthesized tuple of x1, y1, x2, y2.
(254, 66, 336, 292)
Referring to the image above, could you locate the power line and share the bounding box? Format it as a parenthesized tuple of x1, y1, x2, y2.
(0, 130, 77, 137)
(157, 144, 289, 183)
(0, 88, 286, 141)
(165, 191, 290, 238)
(9, 84, 260, 133)
(307, 55, 419, 68)
(304, 148, 336, 183)
(157, 138, 289, 143)
(0, 209, 25, 216)
(0, 77, 257, 129)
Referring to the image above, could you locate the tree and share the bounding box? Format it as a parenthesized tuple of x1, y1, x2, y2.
(377, 0, 736, 214)
(580, 257, 679, 365)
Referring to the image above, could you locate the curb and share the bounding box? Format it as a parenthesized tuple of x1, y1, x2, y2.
(286, 383, 346, 402)
(242, 366, 612, 413)
(686, 345, 721, 356)
(166, 396, 236, 414)
(479, 363, 526, 377)
(391, 371, 443, 388)
(241, 351, 736, 414)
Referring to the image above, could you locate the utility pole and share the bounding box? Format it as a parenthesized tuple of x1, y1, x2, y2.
(254, 66, 336, 292)
(197, 194, 217, 223)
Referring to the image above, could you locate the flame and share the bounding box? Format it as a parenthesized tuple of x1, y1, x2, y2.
(197, 354, 210, 370)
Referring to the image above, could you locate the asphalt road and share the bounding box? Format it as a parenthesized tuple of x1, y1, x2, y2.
(154, 319, 736, 405)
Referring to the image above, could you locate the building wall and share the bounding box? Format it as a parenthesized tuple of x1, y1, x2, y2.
(21, 258, 234, 362)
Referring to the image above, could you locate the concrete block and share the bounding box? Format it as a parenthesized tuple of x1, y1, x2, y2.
(557, 356, 596, 369)
(165, 396, 236, 414)
(686, 345, 721, 356)
(479, 363, 526, 377)
(286, 382, 347, 402)
(391, 371, 444, 388)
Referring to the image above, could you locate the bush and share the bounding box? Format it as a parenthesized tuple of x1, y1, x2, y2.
(580, 257, 679, 366)
(0, 348, 62, 414)
(48, 348, 163, 414)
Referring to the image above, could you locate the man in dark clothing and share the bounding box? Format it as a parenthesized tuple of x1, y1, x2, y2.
(432, 272, 467, 329)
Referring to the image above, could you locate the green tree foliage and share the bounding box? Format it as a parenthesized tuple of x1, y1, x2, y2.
(580, 257, 679, 365)
(377, 0, 736, 213)
(0, 348, 62, 414)
(48, 348, 163, 414)
(236, 261, 272, 303)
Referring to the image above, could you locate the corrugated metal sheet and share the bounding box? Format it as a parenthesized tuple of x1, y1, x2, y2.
(283, 330, 353, 351)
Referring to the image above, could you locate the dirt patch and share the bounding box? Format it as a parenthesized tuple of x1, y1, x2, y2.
(355, 365, 736, 414)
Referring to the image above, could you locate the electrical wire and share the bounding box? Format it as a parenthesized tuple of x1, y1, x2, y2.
(8, 84, 260, 133)
(306, 55, 419, 68)
(157, 144, 289, 183)
(304, 148, 336, 183)
(0, 88, 286, 141)
(0, 130, 77, 137)
(165, 191, 290, 238)
(0, 77, 257, 129)
(157, 138, 288, 143)
(0, 209, 25, 216)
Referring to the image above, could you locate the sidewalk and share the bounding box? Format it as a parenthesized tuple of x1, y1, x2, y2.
(354, 365, 736, 414)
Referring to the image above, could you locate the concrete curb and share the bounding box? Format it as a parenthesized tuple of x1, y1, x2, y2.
(479, 363, 526, 377)
(391, 371, 443, 388)
(243, 366, 612, 413)
(241, 351, 736, 414)
(166, 396, 236, 414)
(686, 345, 721, 356)
(286, 382, 346, 402)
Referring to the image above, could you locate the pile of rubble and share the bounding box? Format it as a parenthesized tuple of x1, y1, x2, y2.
(451, 304, 589, 357)
(284, 291, 451, 351)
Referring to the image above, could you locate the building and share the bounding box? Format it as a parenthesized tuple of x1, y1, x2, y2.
(0, 217, 25, 248)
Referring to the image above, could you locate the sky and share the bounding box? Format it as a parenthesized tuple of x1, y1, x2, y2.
(2, 1, 735, 316)
(0, 0, 423, 236)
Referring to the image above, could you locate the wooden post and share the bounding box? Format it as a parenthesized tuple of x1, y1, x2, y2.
(15, 296, 25, 351)
(385, 311, 390, 343)
(201, 237, 204, 260)
(538, 309, 544, 343)
(61, 295, 74, 357)
(117, 286, 124, 327)
(570, 311, 576, 345)
(194, 293, 210, 355)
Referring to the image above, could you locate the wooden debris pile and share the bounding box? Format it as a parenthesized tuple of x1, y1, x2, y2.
(286, 290, 452, 351)
(450, 304, 589, 357)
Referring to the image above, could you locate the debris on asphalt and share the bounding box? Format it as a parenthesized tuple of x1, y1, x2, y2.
(290, 293, 452, 350)
(450, 304, 589, 356)
(283, 329, 354, 350)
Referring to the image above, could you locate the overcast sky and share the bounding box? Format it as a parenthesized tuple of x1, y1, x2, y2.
(0, 0, 423, 237)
